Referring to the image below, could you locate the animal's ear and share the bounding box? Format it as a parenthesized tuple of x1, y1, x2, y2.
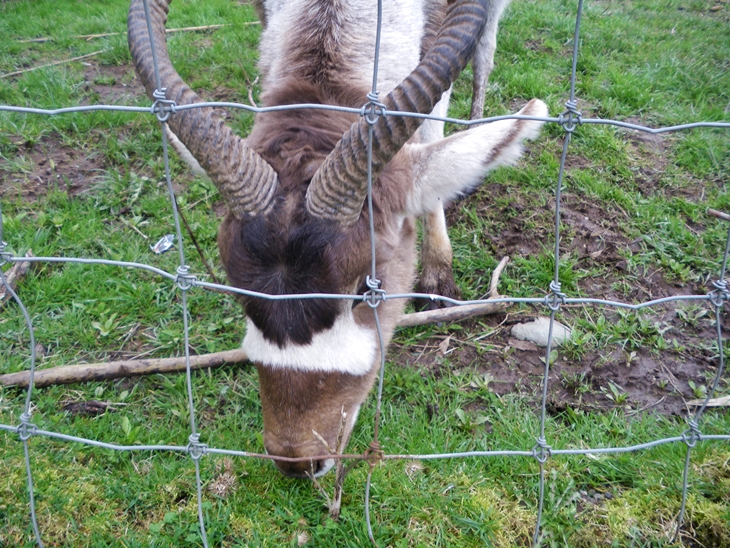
(404, 99, 548, 216)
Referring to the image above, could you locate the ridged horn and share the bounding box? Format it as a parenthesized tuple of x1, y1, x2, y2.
(306, 0, 488, 226)
(128, 0, 278, 219)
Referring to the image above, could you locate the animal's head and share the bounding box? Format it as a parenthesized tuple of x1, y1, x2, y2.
(129, 0, 546, 477)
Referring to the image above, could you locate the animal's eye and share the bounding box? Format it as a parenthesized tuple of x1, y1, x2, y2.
(352, 279, 369, 309)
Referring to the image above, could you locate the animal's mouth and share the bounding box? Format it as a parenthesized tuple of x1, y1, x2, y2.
(311, 458, 335, 478)
(270, 456, 336, 478)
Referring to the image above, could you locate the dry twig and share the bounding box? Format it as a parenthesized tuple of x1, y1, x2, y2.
(708, 208, 730, 222)
(310, 407, 352, 520)
(16, 23, 245, 44)
(1, 50, 109, 79)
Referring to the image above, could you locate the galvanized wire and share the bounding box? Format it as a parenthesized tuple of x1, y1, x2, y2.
(1, 0, 729, 546)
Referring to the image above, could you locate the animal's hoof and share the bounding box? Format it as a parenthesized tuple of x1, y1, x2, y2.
(414, 276, 462, 311)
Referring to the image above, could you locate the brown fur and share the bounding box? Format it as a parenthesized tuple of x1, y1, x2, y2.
(256, 364, 379, 476)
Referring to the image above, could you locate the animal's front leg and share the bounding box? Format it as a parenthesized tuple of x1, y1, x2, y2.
(470, 0, 511, 120)
(415, 201, 461, 310)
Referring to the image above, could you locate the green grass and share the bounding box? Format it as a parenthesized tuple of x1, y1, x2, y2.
(2, 0, 730, 546)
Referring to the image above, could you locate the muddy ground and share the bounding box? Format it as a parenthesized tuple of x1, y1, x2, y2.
(2, 62, 728, 418)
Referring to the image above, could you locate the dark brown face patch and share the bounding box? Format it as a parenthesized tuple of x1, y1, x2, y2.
(220, 212, 354, 348)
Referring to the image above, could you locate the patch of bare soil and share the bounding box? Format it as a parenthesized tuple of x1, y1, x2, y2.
(81, 63, 143, 106)
(393, 303, 725, 417)
(0, 135, 107, 201)
(0, 62, 245, 202)
(1, 63, 146, 201)
(403, 137, 726, 417)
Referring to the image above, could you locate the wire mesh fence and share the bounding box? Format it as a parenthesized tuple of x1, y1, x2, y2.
(1, 0, 730, 546)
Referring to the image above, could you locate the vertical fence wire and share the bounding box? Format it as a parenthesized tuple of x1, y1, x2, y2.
(363, 1, 386, 543)
(0, 264, 44, 547)
(1, 0, 729, 546)
(533, 2, 584, 542)
(673, 225, 730, 541)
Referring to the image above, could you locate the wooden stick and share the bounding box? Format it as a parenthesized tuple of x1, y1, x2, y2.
(708, 208, 730, 222)
(396, 300, 508, 328)
(1, 295, 508, 388)
(687, 395, 730, 407)
(1, 294, 507, 387)
(16, 23, 254, 43)
(0, 348, 248, 389)
(0, 250, 34, 305)
(487, 256, 510, 298)
(1, 50, 108, 79)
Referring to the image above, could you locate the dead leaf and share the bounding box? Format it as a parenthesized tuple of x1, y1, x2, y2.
(438, 335, 452, 355)
(0, 250, 34, 305)
(508, 338, 538, 352)
(687, 395, 730, 407)
(62, 400, 116, 416)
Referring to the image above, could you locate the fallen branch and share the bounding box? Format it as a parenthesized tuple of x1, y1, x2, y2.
(396, 300, 508, 328)
(0, 257, 512, 388)
(0, 348, 248, 389)
(1, 50, 108, 79)
(16, 23, 247, 44)
(0, 250, 34, 306)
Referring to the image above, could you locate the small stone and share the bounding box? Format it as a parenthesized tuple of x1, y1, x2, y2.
(593, 493, 604, 501)
(604, 492, 613, 500)
(511, 317, 572, 347)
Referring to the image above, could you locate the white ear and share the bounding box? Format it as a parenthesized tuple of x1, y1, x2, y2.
(405, 99, 548, 216)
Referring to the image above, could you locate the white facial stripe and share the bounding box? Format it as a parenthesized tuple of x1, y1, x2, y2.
(242, 313, 376, 375)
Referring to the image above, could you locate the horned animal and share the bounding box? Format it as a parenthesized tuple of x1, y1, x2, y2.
(128, 0, 546, 477)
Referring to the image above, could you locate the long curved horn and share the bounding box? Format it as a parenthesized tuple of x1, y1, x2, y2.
(306, 0, 488, 226)
(128, 0, 278, 219)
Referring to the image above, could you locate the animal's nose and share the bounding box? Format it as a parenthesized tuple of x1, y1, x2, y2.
(264, 435, 336, 478)
(273, 457, 335, 478)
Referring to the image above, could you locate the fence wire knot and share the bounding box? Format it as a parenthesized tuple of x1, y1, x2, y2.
(0, 241, 11, 267)
(16, 413, 37, 441)
(681, 420, 701, 448)
(544, 280, 566, 311)
(363, 275, 386, 308)
(175, 265, 196, 291)
(187, 433, 208, 460)
(558, 100, 582, 133)
(151, 88, 177, 123)
(709, 279, 729, 307)
(532, 436, 552, 464)
(361, 91, 387, 125)
(365, 440, 384, 467)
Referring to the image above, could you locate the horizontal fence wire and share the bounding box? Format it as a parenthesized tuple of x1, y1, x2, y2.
(1, 0, 730, 546)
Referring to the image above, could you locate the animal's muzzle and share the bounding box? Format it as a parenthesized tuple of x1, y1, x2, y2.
(272, 456, 335, 479)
